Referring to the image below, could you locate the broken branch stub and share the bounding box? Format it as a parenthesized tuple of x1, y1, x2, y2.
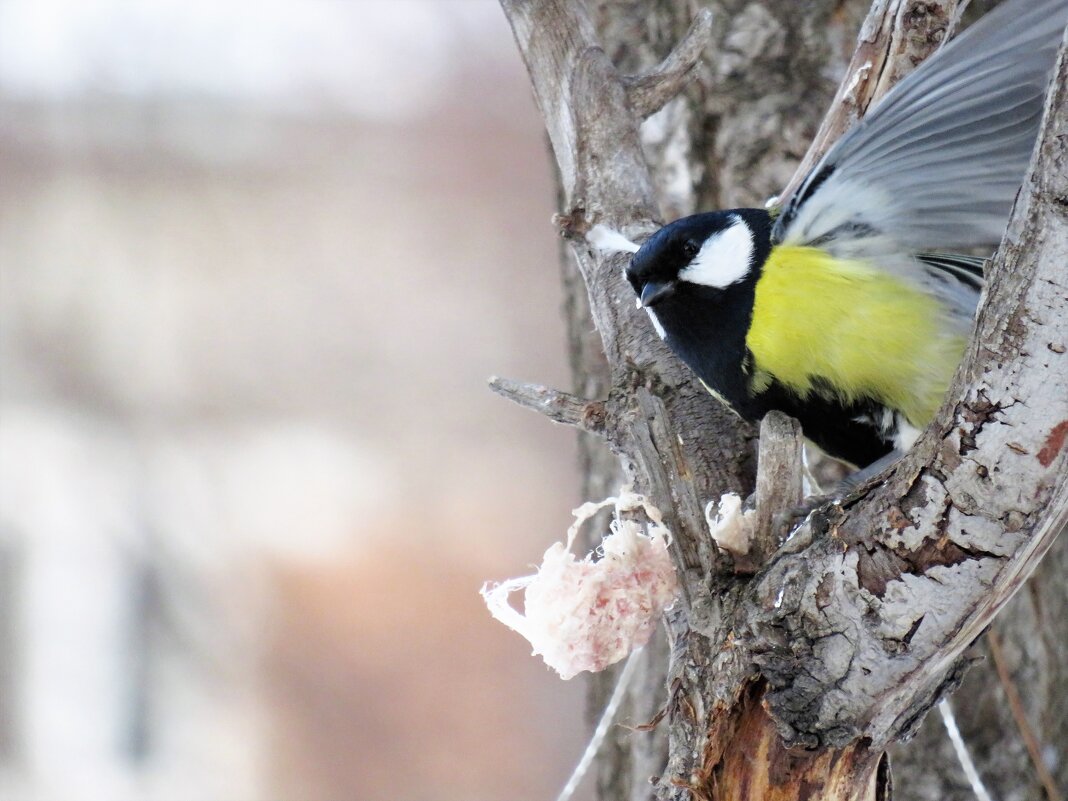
(752, 412, 804, 564)
(487, 376, 609, 438)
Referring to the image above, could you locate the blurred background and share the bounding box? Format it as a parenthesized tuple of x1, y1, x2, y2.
(0, 2, 596, 799)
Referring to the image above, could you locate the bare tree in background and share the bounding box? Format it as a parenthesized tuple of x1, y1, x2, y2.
(492, 1, 1068, 799)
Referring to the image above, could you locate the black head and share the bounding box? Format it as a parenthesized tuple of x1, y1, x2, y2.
(626, 209, 772, 308)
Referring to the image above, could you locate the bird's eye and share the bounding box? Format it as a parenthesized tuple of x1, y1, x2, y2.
(682, 240, 699, 259)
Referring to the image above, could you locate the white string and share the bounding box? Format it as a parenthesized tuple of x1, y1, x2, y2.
(556, 648, 644, 801)
(939, 699, 995, 801)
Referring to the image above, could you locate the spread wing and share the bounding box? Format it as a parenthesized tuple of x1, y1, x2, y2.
(773, 0, 1068, 264)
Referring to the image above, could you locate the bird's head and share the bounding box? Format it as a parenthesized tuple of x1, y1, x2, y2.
(626, 210, 770, 309)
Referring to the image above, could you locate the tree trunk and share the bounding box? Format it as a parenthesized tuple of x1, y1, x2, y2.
(499, 1, 1068, 798)
(571, 4, 869, 796)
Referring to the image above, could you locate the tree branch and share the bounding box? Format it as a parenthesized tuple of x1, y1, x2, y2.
(488, 376, 608, 436)
(987, 630, 1064, 801)
(779, 0, 963, 205)
(622, 9, 715, 119)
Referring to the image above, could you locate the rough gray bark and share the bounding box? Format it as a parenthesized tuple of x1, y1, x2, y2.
(495, 1, 1068, 799)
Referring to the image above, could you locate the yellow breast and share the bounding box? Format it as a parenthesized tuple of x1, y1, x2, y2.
(746, 245, 966, 426)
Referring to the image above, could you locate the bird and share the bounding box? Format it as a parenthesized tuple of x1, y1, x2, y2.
(625, 0, 1068, 470)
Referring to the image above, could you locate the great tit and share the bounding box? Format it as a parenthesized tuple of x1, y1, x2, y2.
(626, 0, 1068, 468)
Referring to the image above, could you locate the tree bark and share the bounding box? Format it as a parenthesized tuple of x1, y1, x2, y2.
(565, 5, 866, 790)
(497, 1, 1068, 798)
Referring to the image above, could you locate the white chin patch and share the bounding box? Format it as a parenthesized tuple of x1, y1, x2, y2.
(645, 308, 667, 339)
(678, 216, 754, 289)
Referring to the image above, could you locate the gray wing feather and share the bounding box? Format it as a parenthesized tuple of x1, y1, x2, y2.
(776, 0, 1068, 257)
(916, 253, 986, 291)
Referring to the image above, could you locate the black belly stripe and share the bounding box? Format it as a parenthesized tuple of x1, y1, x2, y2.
(748, 379, 896, 468)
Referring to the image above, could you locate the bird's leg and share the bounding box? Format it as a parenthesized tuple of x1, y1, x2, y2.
(837, 449, 904, 493)
(780, 449, 905, 532)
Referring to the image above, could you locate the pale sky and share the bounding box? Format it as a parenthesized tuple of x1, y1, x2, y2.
(0, 0, 510, 119)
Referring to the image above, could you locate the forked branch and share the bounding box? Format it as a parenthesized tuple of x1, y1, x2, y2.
(622, 9, 715, 119)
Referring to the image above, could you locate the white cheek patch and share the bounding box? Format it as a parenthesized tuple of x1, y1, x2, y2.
(678, 217, 754, 289)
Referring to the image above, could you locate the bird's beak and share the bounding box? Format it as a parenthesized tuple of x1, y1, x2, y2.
(640, 280, 676, 308)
